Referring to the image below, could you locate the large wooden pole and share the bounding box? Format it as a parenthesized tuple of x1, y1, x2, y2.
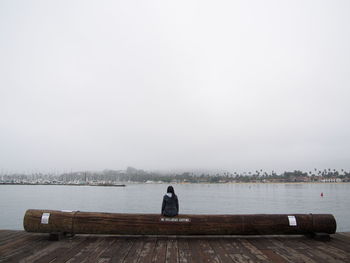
(23, 209, 336, 236)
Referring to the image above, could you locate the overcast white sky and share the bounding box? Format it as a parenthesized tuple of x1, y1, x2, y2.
(1, 0, 349, 173)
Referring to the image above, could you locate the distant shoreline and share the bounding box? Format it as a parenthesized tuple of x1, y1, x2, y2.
(0, 182, 348, 186)
(0, 183, 126, 187)
(176, 181, 350, 185)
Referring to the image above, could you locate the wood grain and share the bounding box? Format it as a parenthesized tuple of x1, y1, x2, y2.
(24, 210, 336, 236)
(1, 231, 350, 263)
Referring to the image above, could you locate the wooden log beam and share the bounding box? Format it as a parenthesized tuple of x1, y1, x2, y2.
(23, 209, 337, 236)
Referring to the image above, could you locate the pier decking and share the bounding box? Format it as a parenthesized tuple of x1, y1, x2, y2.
(1, 230, 350, 262)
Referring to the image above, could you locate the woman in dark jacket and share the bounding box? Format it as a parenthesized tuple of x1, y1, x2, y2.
(161, 186, 179, 217)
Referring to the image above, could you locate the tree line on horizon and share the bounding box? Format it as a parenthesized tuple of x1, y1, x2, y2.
(1, 167, 350, 183)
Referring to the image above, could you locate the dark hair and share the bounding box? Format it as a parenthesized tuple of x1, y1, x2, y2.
(167, 185, 175, 196)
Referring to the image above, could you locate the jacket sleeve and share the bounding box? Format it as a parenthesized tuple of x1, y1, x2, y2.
(176, 196, 179, 213)
(161, 197, 165, 214)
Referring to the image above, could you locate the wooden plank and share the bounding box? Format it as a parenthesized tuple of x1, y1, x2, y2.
(246, 237, 273, 250)
(81, 237, 116, 263)
(338, 232, 350, 238)
(272, 238, 322, 263)
(187, 239, 207, 263)
(0, 231, 27, 252)
(274, 237, 327, 263)
(110, 237, 133, 262)
(0, 233, 34, 251)
(0, 230, 28, 244)
(298, 238, 349, 262)
(42, 236, 97, 263)
(165, 239, 178, 263)
(280, 237, 342, 263)
(188, 239, 220, 263)
(1, 231, 350, 263)
(17, 239, 65, 263)
(207, 239, 234, 263)
(230, 238, 267, 262)
(137, 237, 157, 263)
(247, 237, 289, 263)
(265, 238, 298, 263)
(331, 234, 350, 250)
(241, 239, 269, 262)
(0, 233, 44, 257)
(294, 248, 329, 263)
(260, 249, 289, 263)
(199, 239, 221, 263)
(303, 246, 344, 263)
(276, 237, 317, 263)
(328, 238, 350, 256)
(1, 236, 55, 262)
(0, 230, 13, 240)
(333, 233, 350, 243)
(66, 236, 106, 263)
(123, 239, 144, 263)
(218, 239, 253, 263)
(177, 238, 192, 263)
(152, 239, 167, 263)
(275, 236, 307, 250)
(98, 238, 124, 260)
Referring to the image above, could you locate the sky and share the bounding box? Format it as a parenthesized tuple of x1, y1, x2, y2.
(1, 0, 350, 174)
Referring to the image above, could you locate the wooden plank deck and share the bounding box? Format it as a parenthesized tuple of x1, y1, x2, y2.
(1, 230, 350, 262)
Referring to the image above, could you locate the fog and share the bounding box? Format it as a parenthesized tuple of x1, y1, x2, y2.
(1, 0, 350, 173)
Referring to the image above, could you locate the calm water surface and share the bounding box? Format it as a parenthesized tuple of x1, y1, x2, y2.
(0, 183, 349, 231)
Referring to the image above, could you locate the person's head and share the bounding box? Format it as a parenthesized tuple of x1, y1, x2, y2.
(167, 185, 175, 196)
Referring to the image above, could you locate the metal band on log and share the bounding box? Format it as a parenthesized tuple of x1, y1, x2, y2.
(23, 209, 336, 235)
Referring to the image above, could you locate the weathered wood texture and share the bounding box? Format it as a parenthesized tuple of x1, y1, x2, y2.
(24, 209, 336, 235)
(1, 230, 350, 262)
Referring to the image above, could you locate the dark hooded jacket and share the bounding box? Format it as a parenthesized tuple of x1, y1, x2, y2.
(161, 193, 179, 217)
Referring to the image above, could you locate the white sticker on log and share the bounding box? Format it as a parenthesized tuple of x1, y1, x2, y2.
(160, 217, 191, 222)
(41, 213, 50, 224)
(288, 216, 297, 226)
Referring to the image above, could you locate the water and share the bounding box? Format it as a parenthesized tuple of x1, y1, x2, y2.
(0, 183, 349, 231)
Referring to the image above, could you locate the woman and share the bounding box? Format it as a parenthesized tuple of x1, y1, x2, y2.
(161, 186, 179, 217)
